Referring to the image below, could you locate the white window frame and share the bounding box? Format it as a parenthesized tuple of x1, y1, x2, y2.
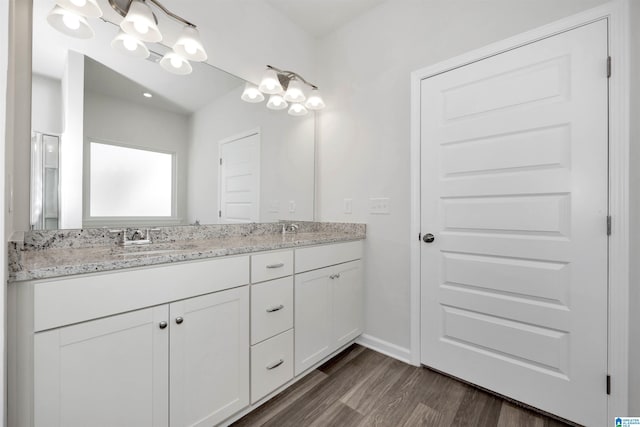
(83, 138, 180, 227)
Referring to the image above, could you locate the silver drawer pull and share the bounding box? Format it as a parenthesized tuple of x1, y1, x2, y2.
(266, 263, 285, 269)
(266, 359, 284, 370)
(330, 273, 341, 279)
(266, 304, 284, 313)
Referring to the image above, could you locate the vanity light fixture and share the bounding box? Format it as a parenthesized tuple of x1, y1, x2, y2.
(47, 0, 208, 76)
(243, 65, 325, 116)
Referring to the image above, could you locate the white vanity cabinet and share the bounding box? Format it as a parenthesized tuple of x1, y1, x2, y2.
(10, 256, 250, 427)
(34, 287, 249, 427)
(9, 239, 365, 427)
(34, 305, 170, 427)
(169, 287, 249, 427)
(294, 241, 363, 376)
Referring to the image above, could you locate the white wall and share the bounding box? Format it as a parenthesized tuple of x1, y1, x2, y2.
(187, 85, 315, 224)
(315, 0, 609, 358)
(189, 1, 317, 86)
(31, 74, 61, 135)
(0, 0, 8, 424)
(59, 51, 84, 229)
(83, 90, 190, 225)
(629, 0, 640, 415)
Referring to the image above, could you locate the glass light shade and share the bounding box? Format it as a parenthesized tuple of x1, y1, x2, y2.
(266, 94, 288, 110)
(258, 69, 284, 95)
(159, 52, 192, 75)
(288, 103, 308, 116)
(241, 83, 265, 103)
(173, 26, 207, 62)
(47, 6, 94, 39)
(111, 31, 150, 59)
(56, 0, 102, 18)
(304, 88, 325, 110)
(283, 79, 306, 103)
(120, 0, 162, 43)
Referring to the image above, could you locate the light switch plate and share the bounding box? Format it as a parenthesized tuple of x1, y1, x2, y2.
(288, 200, 296, 213)
(369, 197, 390, 214)
(344, 198, 353, 214)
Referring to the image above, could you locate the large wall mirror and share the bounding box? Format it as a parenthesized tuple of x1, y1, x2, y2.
(30, 0, 315, 230)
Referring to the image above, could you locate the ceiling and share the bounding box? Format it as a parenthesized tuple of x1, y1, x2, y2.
(266, 0, 387, 38)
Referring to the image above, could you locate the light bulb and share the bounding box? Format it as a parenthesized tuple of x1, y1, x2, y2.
(184, 41, 198, 55)
(267, 94, 288, 110)
(288, 103, 308, 116)
(170, 56, 182, 68)
(70, 0, 87, 6)
(62, 13, 80, 30)
(259, 69, 284, 95)
(173, 25, 207, 62)
(133, 19, 149, 34)
(159, 52, 192, 75)
(123, 37, 137, 51)
(241, 83, 265, 103)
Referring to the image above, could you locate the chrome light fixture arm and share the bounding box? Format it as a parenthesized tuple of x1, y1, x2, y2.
(266, 65, 318, 90)
(108, 0, 197, 28)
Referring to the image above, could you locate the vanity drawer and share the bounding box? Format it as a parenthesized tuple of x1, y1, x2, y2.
(251, 250, 293, 283)
(251, 329, 293, 404)
(295, 241, 363, 273)
(251, 276, 293, 344)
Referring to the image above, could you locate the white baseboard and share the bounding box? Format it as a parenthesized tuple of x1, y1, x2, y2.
(356, 334, 415, 366)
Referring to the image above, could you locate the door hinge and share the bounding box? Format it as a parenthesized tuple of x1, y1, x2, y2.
(606, 375, 611, 395)
(218, 210, 221, 218)
(418, 232, 422, 241)
(607, 56, 612, 78)
(219, 158, 223, 165)
(607, 215, 612, 236)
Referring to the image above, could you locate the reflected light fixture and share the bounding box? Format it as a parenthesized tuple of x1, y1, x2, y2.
(241, 83, 265, 103)
(47, 0, 209, 76)
(244, 65, 325, 116)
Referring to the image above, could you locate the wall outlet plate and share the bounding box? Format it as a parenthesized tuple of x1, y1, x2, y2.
(369, 197, 390, 214)
(288, 200, 296, 213)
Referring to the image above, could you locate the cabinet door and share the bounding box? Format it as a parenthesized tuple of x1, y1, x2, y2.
(169, 287, 249, 427)
(332, 260, 363, 348)
(294, 266, 333, 376)
(34, 306, 169, 427)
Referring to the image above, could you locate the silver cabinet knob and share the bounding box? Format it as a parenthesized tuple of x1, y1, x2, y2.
(159, 321, 168, 329)
(175, 316, 184, 324)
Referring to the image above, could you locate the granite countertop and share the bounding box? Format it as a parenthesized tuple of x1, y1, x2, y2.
(9, 223, 365, 282)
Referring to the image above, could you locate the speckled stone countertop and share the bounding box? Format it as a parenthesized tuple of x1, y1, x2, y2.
(8, 222, 365, 282)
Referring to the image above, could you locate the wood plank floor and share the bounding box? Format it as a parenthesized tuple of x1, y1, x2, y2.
(231, 345, 573, 427)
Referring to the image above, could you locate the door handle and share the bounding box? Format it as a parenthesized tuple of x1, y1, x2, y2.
(423, 233, 435, 243)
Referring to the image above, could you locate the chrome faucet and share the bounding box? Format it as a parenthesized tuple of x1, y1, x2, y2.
(282, 223, 299, 234)
(109, 228, 159, 246)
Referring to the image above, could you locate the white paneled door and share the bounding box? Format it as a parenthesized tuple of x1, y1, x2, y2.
(420, 20, 608, 426)
(219, 132, 260, 223)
